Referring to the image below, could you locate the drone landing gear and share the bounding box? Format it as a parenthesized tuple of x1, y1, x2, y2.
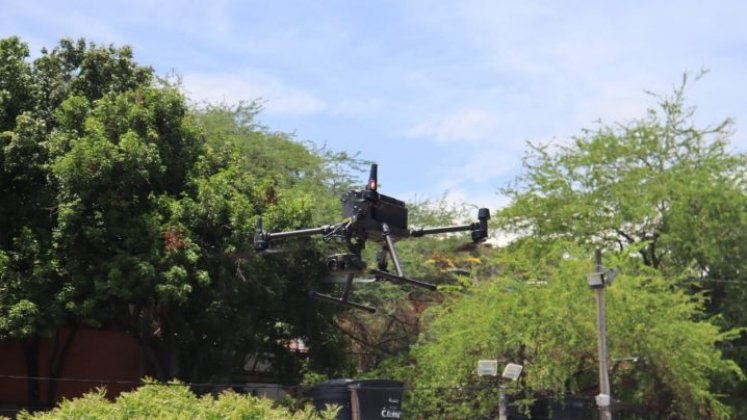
(309, 223, 438, 313)
(310, 273, 377, 313)
(369, 269, 437, 291)
(373, 223, 438, 291)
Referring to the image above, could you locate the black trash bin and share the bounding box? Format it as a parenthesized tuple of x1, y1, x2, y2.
(349, 379, 403, 420)
(311, 379, 404, 420)
(311, 379, 353, 419)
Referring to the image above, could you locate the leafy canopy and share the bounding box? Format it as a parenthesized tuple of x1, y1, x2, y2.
(409, 241, 741, 419)
(498, 73, 746, 273)
(0, 36, 362, 391)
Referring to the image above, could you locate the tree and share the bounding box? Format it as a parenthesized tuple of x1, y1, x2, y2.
(497, 73, 747, 413)
(134, 102, 355, 384)
(499, 74, 745, 271)
(408, 240, 741, 419)
(0, 36, 156, 406)
(0, 37, 34, 131)
(0, 37, 358, 406)
(49, 88, 355, 384)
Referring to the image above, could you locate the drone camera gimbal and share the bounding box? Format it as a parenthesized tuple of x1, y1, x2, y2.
(254, 164, 490, 312)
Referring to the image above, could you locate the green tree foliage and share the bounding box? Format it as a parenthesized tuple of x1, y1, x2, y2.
(1, 36, 157, 405)
(155, 103, 356, 384)
(409, 241, 741, 419)
(499, 75, 746, 273)
(0, 36, 357, 405)
(0, 37, 34, 131)
(19, 380, 338, 420)
(496, 73, 747, 413)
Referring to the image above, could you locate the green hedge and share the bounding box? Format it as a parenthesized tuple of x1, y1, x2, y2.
(19, 381, 338, 420)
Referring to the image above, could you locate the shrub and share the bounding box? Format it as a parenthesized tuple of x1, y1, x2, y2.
(20, 380, 338, 420)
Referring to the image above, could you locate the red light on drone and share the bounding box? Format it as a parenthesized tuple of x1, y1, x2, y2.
(367, 164, 378, 192)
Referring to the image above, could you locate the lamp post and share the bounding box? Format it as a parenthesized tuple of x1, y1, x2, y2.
(499, 363, 523, 420)
(478, 360, 522, 420)
(587, 249, 616, 420)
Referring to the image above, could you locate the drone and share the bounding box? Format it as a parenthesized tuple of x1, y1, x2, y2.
(253, 164, 490, 313)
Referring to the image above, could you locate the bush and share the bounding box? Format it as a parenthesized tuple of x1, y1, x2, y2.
(20, 380, 338, 420)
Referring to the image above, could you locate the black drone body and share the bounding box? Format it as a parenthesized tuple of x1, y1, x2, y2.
(253, 164, 490, 313)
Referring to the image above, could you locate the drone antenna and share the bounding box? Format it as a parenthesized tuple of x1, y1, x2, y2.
(367, 163, 378, 192)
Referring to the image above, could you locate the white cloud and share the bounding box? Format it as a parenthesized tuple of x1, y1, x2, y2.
(134, 0, 234, 42)
(328, 98, 389, 118)
(436, 147, 524, 193)
(5, 0, 746, 206)
(182, 71, 326, 116)
(434, 188, 510, 215)
(1, 0, 127, 47)
(404, 108, 512, 143)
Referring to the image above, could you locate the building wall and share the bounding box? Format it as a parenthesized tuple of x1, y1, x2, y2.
(0, 328, 141, 406)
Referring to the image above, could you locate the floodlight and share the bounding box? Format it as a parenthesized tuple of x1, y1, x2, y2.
(501, 363, 523, 381)
(587, 272, 604, 288)
(477, 360, 498, 376)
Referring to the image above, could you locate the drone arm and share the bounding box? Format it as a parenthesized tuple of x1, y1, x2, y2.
(409, 224, 474, 237)
(254, 216, 345, 251)
(265, 226, 335, 240)
(409, 208, 490, 242)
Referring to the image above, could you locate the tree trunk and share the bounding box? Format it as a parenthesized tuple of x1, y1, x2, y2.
(45, 324, 79, 406)
(21, 336, 41, 408)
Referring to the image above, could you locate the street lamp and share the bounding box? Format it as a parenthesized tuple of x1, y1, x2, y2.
(587, 249, 617, 420)
(478, 360, 522, 420)
(499, 363, 523, 420)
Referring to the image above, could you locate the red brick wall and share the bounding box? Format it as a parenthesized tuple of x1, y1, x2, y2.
(0, 328, 141, 406)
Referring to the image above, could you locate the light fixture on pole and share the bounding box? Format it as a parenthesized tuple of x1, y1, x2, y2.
(587, 249, 617, 420)
(478, 360, 522, 420)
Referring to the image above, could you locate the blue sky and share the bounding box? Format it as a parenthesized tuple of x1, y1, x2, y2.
(3, 0, 746, 212)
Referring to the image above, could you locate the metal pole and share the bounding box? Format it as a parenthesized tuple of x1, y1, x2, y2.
(593, 249, 612, 420)
(595, 288, 612, 420)
(498, 381, 507, 420)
